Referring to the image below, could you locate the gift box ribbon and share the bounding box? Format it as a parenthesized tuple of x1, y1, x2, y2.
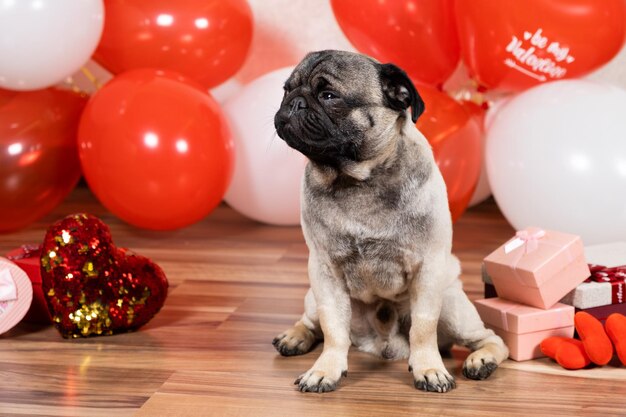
(498, 304, 519, 332)
(502, 227, 574, 288)
(0, 269, 17, 302)
(7, 244, 41, 261)
(587, 264, 626, 304)
(504, 228, 546, 254)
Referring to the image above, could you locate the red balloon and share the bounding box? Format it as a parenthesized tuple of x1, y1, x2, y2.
(416, 85, 482, 222)
(0, 88, 86, 233)
(94, 0, 253, 89)
(78, 69, 234, 230)
(331, 0, 459, 87)
(459, 100, 487, 129)
(455, 0, 626, 92)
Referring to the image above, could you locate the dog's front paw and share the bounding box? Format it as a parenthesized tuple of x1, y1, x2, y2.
(295, 368, 347, 393)
(462, 351, 499, 380)
(409, 365, 456, 393)
(272, 323, 316, 356)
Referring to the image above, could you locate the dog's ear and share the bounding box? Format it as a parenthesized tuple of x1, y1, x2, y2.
(379, 63, 425, 123)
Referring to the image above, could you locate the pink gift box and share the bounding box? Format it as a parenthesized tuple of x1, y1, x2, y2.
(474, 297, 575, 361)
(483, 227, 590, 309)
(7, 245, 52, 324)
(0, 257, 33, 335)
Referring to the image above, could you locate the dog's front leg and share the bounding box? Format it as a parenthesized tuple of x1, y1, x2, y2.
(296, 254, 351, 393)
(408, 256, 456, 393)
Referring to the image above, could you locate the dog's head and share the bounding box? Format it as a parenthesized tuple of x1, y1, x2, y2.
(274, 50, 424, 169)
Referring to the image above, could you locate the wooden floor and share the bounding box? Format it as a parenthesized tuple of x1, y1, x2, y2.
(1, 187, 625, 417)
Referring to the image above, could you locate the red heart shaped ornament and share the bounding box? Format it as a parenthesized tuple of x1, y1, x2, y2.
(41, 214, 168, 338)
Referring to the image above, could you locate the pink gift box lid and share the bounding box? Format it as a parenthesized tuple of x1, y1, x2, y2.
(484, 228, 585, 288)
(0, 257, 33, 334)
(474, 297, 574, 334)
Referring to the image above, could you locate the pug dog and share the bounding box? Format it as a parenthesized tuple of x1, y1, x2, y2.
(272, 50, 508, 393)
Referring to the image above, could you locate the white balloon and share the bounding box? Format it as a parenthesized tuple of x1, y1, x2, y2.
(486, 80, 626, 245)
(0, 0, 104, 91)
(223, 67, 307, 226)
(233, 0, 355, 83)
(484, 97, 510, 131)
(210, 78, 243, 105)
(468, 153, 491, 207)
(587, 44, 626, 89)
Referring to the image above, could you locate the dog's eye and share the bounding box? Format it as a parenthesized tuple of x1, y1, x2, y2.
(319, 91, 339, 101)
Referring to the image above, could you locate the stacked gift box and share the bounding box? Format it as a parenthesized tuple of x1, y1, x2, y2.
(483, 242, 626, 324)
(6, 245, 52, 324)
(0, 245, 54, 335)
(474, 227, 591, 361)
(0, 256, 33, 335)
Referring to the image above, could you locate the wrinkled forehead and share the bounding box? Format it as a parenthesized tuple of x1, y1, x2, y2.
(285, 51, 381, 96)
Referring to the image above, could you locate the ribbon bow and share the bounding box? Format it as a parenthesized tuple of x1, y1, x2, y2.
(0, 269, 17, 302)
(586, 264, 626, 284)
(7, 244, 41, 261)
(504, 227, 546, 254)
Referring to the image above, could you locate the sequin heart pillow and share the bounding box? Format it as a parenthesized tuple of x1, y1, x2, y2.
(41, 214, 168, 338)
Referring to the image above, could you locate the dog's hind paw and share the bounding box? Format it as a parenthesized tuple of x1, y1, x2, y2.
(272, 322, 316, 356)
(462, 353, 499, 380)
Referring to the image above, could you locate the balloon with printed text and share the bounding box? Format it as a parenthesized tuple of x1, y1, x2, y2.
(455, 0, 626, 92)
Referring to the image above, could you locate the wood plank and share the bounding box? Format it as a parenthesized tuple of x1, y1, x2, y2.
(0, 186, 625, 416)
(135, 366, 626, 417)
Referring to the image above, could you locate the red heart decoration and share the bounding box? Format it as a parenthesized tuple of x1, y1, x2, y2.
(40, 214, 168, 338)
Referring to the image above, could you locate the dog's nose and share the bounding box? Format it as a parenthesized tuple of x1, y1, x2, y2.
(288, 96, 307, 116)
